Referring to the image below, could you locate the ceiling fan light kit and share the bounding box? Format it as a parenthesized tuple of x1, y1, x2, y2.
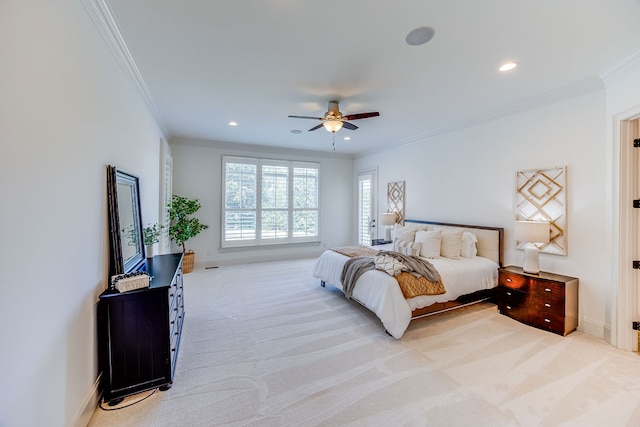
(288, 100, 380, 148)
(323, 119, 343, 133)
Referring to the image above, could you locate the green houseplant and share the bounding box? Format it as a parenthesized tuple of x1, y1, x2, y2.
(168, 195, 208, 273)
(143, 223, 162, 258)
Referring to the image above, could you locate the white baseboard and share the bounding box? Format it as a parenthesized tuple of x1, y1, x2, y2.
(579, 316, 608, 341)
(72, 374, 102, 427)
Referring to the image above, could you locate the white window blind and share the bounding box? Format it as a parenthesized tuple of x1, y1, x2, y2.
(223, 156, 319, 247)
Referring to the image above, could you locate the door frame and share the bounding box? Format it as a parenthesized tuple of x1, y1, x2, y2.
(614, 110, 640, 351)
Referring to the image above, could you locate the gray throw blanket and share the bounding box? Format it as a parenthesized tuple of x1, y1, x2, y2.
(340, 251, 441, 299)
(341, 256, 376, 299)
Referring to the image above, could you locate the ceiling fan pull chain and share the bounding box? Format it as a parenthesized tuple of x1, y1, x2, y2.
(332, 132, 335, 151)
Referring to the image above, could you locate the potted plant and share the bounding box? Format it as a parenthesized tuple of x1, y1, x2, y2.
(143, 223, 162, 258)
(168, 195, 209, 273)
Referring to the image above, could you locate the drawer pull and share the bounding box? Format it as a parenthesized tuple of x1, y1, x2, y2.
(545, 303, 551, 308)
(506, 278, 512, 282)
(544, 318, 551, 323)
(545, 288, 551, 292)
(506, 305, 512, 310)
(506, 292, 512, 296)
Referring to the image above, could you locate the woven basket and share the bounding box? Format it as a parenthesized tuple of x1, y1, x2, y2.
(182, 250, 195, 274)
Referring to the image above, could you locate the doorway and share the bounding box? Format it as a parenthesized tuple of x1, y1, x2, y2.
(357, 169, 377, 245)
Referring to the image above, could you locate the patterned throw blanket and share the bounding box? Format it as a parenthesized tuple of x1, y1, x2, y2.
(334, 246, 445, 299)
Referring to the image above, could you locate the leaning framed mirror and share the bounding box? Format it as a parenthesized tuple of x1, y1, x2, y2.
(107, 165, 145, 276)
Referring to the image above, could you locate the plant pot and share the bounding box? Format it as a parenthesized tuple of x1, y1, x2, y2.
(182, 250, 195, 274)
(146, 245, 153, 259)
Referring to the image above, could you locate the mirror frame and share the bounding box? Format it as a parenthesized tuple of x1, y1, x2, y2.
(107, 165, 145, 277)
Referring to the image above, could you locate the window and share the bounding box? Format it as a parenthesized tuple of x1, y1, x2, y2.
(223, 156, 319, 247)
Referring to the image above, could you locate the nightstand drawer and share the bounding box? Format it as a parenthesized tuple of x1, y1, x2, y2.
(530, 280, 564, 299)
(531, 312, 565, 334)
(529, 297, 565, 315)
(498, 270, 527, 290)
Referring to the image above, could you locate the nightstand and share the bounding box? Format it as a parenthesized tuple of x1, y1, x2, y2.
(371, 239, 392, 246)
(497, 266, 579, 336)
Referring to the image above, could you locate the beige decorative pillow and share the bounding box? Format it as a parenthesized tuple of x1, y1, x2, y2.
(415, 230, 441, 258)
(394, 240, 422, 256)
(392, 223, 428, 242)
(441, 230, 463, 258)
(374, 254, 405, 276)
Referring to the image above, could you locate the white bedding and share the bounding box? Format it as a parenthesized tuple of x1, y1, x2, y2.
(312, 243, 499, 338)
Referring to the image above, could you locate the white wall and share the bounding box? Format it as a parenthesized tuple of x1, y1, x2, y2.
(0, 1, 164, 426)
(355, 89, 610, 339)
(170, 138, 354, 266)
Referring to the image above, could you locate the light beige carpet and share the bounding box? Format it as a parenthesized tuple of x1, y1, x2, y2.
(88, 258, 640, 426)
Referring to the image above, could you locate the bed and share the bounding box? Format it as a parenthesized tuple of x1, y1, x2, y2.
(312, 220, 504, 338)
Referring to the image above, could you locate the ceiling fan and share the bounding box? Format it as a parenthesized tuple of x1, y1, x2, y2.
(288, 100, 380, 133)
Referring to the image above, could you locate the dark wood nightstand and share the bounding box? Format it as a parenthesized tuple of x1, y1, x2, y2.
(371, 239, 392, 246)
(497, 266, 579, 336)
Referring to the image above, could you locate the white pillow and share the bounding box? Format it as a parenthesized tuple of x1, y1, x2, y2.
(392, 223, 428, 242)
(441, 230, 463, 258)
(461, 231, 478, 258)
(415, 230, 442, 258)
(394, 240, 422, 256)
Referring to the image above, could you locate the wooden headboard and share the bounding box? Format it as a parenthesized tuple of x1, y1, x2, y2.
(404, 219, 504, 267)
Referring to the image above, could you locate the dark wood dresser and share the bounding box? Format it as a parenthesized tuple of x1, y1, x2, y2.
(98, 253, 184, 404)
(497, 265, 578, 336)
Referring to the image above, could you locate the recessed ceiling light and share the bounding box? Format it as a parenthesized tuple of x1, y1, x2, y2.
(228, 121, 238, 126)
(290, 129, 302, 134)
(405, 26, 435, 46)
(499, 62, 518, 72)
(343, 136, 351, 141)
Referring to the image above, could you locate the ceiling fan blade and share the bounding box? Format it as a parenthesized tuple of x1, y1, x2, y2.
(308, 123, 324, 131)
(342, 121, 358, 130)
(288, 115, 323, 120)
(343, 112, 380, 121)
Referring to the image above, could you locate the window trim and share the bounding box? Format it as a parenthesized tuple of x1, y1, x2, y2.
(222, 155, 320, 248)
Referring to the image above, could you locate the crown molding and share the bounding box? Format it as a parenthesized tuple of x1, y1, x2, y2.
(82, 0, 167, 135)
(600, 44, 640, 87)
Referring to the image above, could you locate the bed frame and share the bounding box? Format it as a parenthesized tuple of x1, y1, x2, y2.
(402, 219, 504, 320)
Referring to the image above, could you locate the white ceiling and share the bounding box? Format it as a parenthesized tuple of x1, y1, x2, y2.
(104, 0, 640, 155)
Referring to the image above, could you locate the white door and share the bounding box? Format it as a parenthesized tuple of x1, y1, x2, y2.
(357, 169, 377, 245)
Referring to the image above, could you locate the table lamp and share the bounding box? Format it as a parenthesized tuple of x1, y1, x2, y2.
(515, 220, 550, 274)
(380, 213, 397, 242)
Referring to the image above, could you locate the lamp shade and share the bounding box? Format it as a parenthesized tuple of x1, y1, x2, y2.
(515, 221, 550, 243)
(380, 213, 397, 226)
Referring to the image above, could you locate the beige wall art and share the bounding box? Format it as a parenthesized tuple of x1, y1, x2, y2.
(387, 181, 405, 225)
(515, 166, 567, 255)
